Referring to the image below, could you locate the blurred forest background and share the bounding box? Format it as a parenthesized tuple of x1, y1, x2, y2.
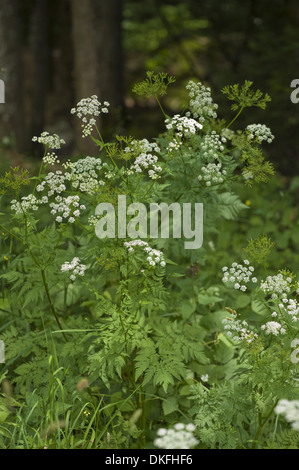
(0, 0, 298, 175)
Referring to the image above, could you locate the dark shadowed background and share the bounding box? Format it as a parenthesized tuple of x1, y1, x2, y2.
(0, 0, 298, 174)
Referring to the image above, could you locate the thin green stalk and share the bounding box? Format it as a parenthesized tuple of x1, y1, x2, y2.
(2, 222, 65, 340)
(27, 145, 48, 211)
(40, 269, 67, 341)
(251, 400, 278, 449)
(138, 384, 146, 448)
(94, 123, 127, 184)
(154, 94, 167, 119)
(271, 414, 279, 444)
(0, 222, 23, 243)
(226, 105, 244, 129)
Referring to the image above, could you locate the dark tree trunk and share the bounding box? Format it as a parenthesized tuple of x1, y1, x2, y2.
(30, 0, 50, 152)
(0, 0, 25, 154)
(52, 0, 74, 116)
(71, 0, 124, 152)
(71, 0, 102, 154)
(46, 0, 74, 155)
(98, 0, 124, 137)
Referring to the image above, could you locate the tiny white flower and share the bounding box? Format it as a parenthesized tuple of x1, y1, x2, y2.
(201, 374, 209, 382)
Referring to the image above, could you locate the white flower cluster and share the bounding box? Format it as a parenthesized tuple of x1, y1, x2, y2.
(11, 194, 47, 215)
(165, 114, 203, 137)
(154, 423, 199, 449)
(127, 138, 160, 155)
(43, 152, 60, 166)
(124, 239, 166, 267)
(275, 399, 299, 431)
(200, 131, 226, 160)
(222, 260, 257, 292)
(222, 313, 258, 344)
(61, 257, 87, 281)
(246, 124, 274, 144)
(32, 132, 66, 149)
(260, 273, 292, 300)
(185, 80, 218, 123)
(167, 139, 182, 152)
(125, 139, 162, 180)
(49, 195, 86, 223)
(63, 156, 106, 193)
(277, 297, 299, 323)
(88, 215, 100, 226)
(198, 162, 226, 186)
(261, 321, 286, 336)
(221, 128, 235, 141)
(70, 95, 110, 137)
(37, 170, 66, 196)
(242, 169, 254, 182)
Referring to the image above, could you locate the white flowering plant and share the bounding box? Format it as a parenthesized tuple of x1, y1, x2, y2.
(0, 73, 298, 449)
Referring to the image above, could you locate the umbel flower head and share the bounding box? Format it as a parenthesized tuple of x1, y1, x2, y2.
(61, 257, 87, 281)
(154, 423, 199, 449)
(124, 239, 166, 268)
(261, 321, 286, 336)
(71, 95, 110, 137)
(185, 80, 218, 123)
(275, 399, 299, 431)
(222, 260, 257, 292)
(246, 123, 274, 144)
(165, 114, 203, 137)
(124, 139, 162, 180)
(222, 311, 258, 344)
(11, 194, 40, 214)
(198, 162, 226, 186)
(32, 132, 66, 149)
(63, 156, 106, 193)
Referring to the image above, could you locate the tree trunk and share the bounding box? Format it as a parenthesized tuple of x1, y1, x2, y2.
(71, 0, 101, 155)
(0, 0, 25, 153)
(71, 0, 124, 153)
(30, 0, 50, 154)
(98, 0, 124, 138)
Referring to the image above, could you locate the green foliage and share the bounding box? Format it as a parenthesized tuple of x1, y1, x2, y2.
(132, 71, 176, 98)
(244, 234, 275, 265)
(221, 80, 271, 111)
(264, 428, 299, 449)
(0, 166, 30, 195)
(238, 144, 275, 187)
(0, 73, 298, 449)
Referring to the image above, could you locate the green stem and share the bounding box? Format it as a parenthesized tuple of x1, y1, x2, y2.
(155, 94, 167, 119)
(1, 216, 66, 339)
(0, 223, 23, 243)
(28, 145, 48, 211)
(251, 400, 278, 449)
(226, 106, 244, 129)
(21, 232, 67, 341)
(40, 269, 67, 341)
(94, 123, 127, 185)
(139, 384, 146, 448)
